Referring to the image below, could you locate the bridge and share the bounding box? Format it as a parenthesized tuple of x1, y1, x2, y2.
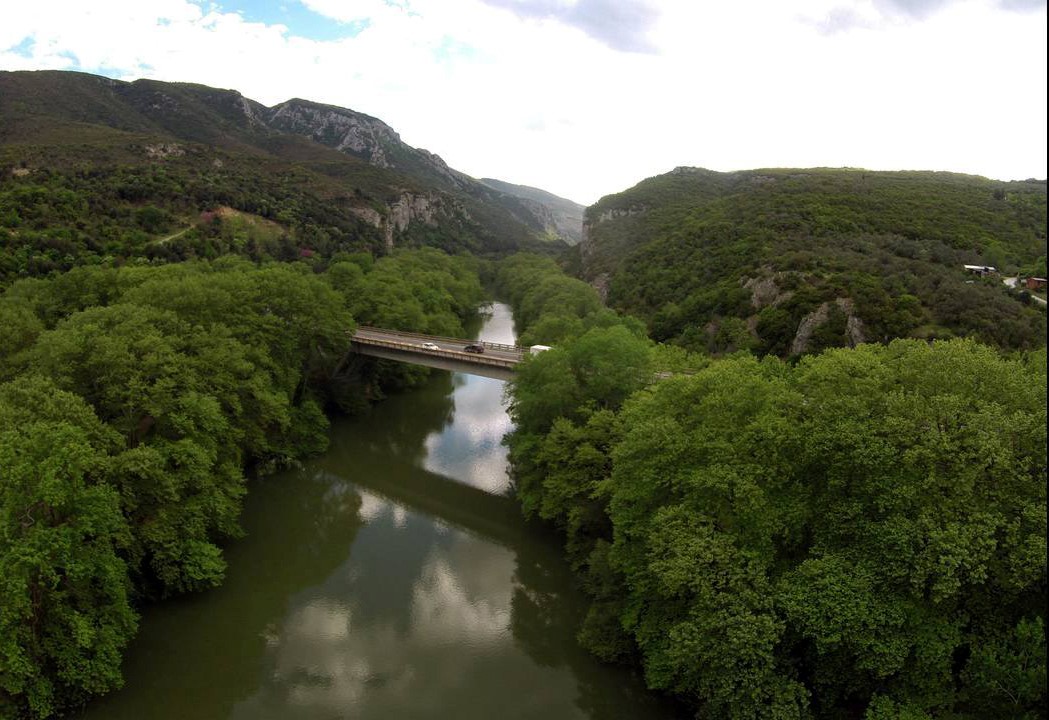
(350, 326, 527, 380)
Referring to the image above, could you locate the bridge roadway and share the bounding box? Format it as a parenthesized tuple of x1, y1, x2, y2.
(350, 326, 527, 380)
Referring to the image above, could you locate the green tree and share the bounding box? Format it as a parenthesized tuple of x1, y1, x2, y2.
(0, 376, 137, 719)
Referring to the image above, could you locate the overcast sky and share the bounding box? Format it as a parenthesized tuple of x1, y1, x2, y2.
(1, 0, 1046, 204)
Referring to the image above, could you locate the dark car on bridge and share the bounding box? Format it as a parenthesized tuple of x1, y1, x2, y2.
(463, 343, 485, 354)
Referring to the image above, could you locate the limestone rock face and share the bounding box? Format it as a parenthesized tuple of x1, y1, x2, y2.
(267, 102, 398, 168)
(349, 193, 444, 252)
(389, 193, 438, 232)
(237, 95, 268, 128)
(264, 101, 482, 201)
(414, 147, 475, 191)
(743, 276, 782, 309)
(349, 205, 383, 228)
(144, 143, 185, 159)
(591, 272, 611, 303)
(790, 298, 866, 355)
(479, 178, 585, 245)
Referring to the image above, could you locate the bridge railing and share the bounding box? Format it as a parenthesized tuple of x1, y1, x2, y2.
(481, 340, 520, 352)
(352, 335, 520, 368)
(354, 326, 526, 355)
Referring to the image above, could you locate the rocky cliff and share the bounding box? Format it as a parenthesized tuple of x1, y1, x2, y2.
(479, 178, 585, 245)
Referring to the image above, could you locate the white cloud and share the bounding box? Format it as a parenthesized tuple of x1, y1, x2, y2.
(1, 0, 1045, 203)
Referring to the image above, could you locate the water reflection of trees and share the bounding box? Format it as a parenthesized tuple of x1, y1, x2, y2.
(329, 370, 458, 467)
(510, 527, 682, 719)
(77, 464, 366, 720)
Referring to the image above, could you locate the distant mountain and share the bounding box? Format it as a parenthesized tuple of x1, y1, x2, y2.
(0, 70, 569, 279)
(479, 178, 585, 245)
(580, 166, 1046, 354)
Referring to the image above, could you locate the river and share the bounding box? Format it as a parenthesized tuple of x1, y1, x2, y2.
(76, 302, 678, 720)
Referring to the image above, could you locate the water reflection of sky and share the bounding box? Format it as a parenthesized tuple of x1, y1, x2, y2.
(421, 303, 516, 494)
(229, 307, 585, 717)
(231, 489, 584, 720)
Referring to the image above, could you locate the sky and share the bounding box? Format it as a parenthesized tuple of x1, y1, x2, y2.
(1, 0, 1046, 204)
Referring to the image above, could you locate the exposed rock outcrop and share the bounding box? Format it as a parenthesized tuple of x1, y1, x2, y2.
(790, 298, 866, 355)
(591, 272, 611, 303)
(478, 177, 584, 245)
(268, 101, 397, 168)
(742, 271, 796, 309)
(593, 206, 646, 224)
(144, 143, 185, 159)
(349, 205, 384, 228)
(0, 70, 568, 252)
(385, 193, 441, 249)
(348, 193, 444, 252)
(414, 147, 474, 190)
(264, 101, 475, 193)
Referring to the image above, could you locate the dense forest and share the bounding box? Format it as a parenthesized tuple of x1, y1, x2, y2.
(578, 168, 1047, 356)
(0, 248, 483, 718)
(498, 254, 1047, 719)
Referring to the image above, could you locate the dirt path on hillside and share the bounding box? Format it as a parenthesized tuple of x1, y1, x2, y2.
(154, 226, 192, 245)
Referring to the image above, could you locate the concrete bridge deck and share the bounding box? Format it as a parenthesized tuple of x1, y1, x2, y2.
(350, 326, 526, 380)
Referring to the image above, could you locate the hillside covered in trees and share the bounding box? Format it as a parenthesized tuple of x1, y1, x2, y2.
(0, 70, 572, 283)
(498, 253, 1047, 720)
(578, 167, 1046, 356)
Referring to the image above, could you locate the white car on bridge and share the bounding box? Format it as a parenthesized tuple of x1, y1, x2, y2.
(420, 342, 440, 351)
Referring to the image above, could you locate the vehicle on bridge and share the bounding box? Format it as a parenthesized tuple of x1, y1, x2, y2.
(463, 343, 485, 354)
(420, 342, 440, 351)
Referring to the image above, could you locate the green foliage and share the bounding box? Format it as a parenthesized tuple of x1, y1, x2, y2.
(345, 248, 484, 334)
(325, 248, 484, 395)
(505, 263, 1048, 720)
(962, 617, 1047, 719)
(584, 168, 1047, 355)
(0, 247, 485, 716)
(0, 376, 136, 719)
(494, 253, 602, 343)
(20, 303, 254, 594)
(0, 299, 42, 365)
(0, 160, 384, 281)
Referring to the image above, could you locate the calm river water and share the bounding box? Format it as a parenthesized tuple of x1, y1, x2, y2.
(76, 303, 677, 720)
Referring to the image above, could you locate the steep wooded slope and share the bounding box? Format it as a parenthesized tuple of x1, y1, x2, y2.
(580, 167, 1046, 354)
(480, 177, 585, 245)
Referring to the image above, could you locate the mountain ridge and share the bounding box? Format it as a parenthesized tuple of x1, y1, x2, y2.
(0, 69, 574, 277)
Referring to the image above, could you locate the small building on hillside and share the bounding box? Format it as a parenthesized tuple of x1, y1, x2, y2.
(963, 264, 997, 276)
(1025, 277, 1047, 291)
